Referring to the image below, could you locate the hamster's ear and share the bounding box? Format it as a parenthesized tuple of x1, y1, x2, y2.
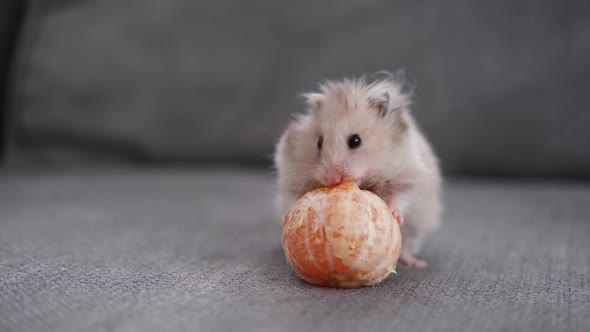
(369, 90, 411, 117)
(301, 93, 325, 112)
(368, 92, 390, 117)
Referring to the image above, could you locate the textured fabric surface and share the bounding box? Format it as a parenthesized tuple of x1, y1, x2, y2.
(7, 1, 590, 177)
(0, 169, 589, 332)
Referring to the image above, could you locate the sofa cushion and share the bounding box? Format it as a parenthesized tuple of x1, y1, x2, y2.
(0, 169, 588, 331)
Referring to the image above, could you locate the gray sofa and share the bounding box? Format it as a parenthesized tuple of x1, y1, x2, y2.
(1, 1, 589, 332)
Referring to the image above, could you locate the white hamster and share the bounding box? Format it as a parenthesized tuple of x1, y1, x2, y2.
(273, 72, 442, 268)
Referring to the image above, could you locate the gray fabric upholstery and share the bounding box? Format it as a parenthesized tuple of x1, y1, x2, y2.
(7, 1, 590, 177)
(0, 0, 26, 157)
(1, 169, 588, 331)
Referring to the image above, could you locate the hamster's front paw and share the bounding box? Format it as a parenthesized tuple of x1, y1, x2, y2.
(389, 206, 404, 225)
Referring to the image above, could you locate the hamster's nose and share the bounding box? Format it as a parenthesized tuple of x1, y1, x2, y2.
(323, 172, 343, 187)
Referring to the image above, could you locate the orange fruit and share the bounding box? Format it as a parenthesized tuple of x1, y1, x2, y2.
(282, 181, 402, 288)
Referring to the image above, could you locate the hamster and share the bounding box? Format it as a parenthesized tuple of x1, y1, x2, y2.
(273, 72, 442, 268)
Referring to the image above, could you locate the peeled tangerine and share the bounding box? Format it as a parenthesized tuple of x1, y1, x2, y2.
(282, 181, 402, 288)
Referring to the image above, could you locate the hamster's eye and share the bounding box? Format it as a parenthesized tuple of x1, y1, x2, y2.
(317, 135, 323, 150)
(348, 134, 361, 149)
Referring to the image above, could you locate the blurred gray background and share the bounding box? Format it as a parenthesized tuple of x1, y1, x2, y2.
(2, 0, 589, 178)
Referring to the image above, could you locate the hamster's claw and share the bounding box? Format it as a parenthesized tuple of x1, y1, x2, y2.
(400, 254, 427, 268)
(390, 207, 404, 225)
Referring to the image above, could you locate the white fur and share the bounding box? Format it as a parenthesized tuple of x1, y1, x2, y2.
(274, 73, 442, 265)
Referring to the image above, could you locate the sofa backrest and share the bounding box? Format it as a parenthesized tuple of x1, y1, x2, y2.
(0, 0, 26, 159)
(5, 0, 590, 178)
